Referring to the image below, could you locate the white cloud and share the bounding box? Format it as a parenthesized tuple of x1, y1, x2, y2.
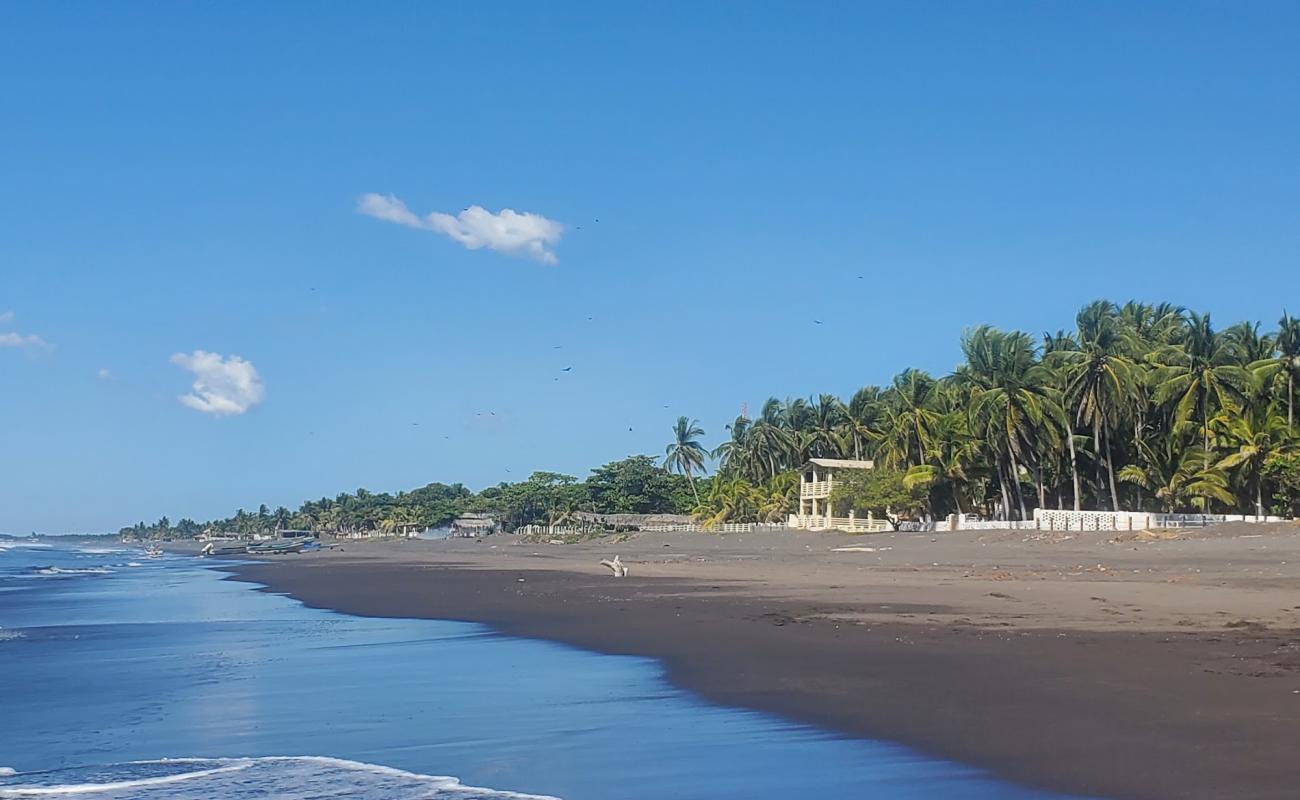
(0, 332, 50, 350)
(357, 193, 564, 264)
(97, 368, 113, 380)
(0, 311, 13, 323)
(169, 350, 265, 416)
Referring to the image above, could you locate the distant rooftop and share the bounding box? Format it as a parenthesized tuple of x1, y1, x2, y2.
(805, 458, 874, 469)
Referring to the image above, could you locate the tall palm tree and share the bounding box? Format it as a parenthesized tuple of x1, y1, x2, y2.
(843, 385, 884, 460)
(1049, 301, 1141, 511)
(878, 369, 941, 469)
(664, 416, 708, 505)
(1151, 312, 1250, 452)
(1042, 331, 1084, 510)
(712, 415, 754, 480)
(955, 326, 1060, 519)
(1213, 402, 1295, 517)
(808, 394, 847, 458)
(1250, 312, 1300, 429)
(748, 398, 793, 480)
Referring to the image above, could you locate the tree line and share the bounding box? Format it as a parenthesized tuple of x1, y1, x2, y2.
(118, 455, 700, 540)
(692, 300, 1300, 524)
(121, 300, 1300, 540)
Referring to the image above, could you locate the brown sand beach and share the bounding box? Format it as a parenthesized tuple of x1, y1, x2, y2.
(223, 525, 1300, 800)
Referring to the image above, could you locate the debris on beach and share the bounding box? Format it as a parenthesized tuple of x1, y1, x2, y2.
(599, 555, 629, 577)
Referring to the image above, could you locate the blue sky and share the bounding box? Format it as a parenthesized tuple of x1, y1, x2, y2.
(3, 3, 1299, 532)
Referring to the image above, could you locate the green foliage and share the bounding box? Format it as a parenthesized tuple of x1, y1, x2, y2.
(1262, 452, 1300, 517)
(586, 455, 696, 514)
(830, 469, 925, 522)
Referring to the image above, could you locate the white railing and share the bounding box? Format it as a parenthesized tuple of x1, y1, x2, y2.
(800, 480, 832, 499)
(936, 509, 1290, 532)
(788, 514, 890, 533)
(641, 522, 788, 533)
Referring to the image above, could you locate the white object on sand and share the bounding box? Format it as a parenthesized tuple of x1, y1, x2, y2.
(599, 555, 629, 577)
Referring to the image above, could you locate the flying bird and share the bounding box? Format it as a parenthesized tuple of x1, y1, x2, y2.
(813, 320, 823, 325)
(562, 366, 572, 372)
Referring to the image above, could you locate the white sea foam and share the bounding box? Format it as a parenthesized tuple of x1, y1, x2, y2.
(0, 757, 561, 799)
(74, 548, 125, 555)
(31, 568, 112, 576)
(0, 769, 15, 778)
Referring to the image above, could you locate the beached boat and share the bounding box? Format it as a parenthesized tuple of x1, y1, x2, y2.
(199, 542, 249, 557)
(246, 540, 304, 556)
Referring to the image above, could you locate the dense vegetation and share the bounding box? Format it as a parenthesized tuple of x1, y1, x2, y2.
(702, 301, 1300, 523)
(119, 456, 700, 540)
(122, 301, 1300, 540)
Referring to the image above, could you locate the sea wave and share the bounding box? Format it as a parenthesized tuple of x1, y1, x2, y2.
(0, 756, 561, 799)
(29, 567, 113, 577)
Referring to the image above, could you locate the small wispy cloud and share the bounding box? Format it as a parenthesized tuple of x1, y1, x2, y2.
(169, 350, 265, 416)
(97, 368, 113, 380)
(357, 193, 564, 264)
(0, 311, 52, 352)
(0, 332, 51, 351)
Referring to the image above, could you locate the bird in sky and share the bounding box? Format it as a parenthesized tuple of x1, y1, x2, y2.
(813, 320, 823, 325)
(562, 366, 572, 372)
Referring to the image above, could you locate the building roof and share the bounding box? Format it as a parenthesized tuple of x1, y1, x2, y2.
(805, 458, 874, 470)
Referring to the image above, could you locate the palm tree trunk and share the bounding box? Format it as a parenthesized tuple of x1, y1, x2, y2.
(686, 466, 701, 506)
(951, 482, 965, 515)
(1065, 415, 1081, 511)
(1036, 463, 1046, 510)
(1007, 444, 1028, 520)
(996, 455, 1012, 521)
(1256, 475, 1264, 519)
(1289, 374, 1294, 430)
(1093, 423, 1105, 511)
(1101, 416, 1120, 512)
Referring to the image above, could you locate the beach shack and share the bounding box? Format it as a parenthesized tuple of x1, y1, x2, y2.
(450, 512, 499, 538)
(790, 458, 883, 532)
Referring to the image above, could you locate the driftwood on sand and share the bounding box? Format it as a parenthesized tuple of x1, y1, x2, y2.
(599, 556, 628, 577)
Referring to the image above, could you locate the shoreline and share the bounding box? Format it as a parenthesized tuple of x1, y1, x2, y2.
(219, 527, 1300, 800)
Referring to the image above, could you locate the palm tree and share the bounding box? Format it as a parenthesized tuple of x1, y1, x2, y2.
(1042, 331, 1084, 510)
(1250, 312, 1300, 429)
(748, 398, 793, 480)
(1151, 312, 1250, 452)
(878, 369, 941, 469)
(1049, 301, 1141, 511)
(808, 394, 846, 458)
(1118, 441, 1234, 513)
(955, 326, 1060, 519)
(712, 415, 754, 480)
(664, 416, 708, 505)
(1213, 402, 1295, 517)
(843, 386, 884, 460)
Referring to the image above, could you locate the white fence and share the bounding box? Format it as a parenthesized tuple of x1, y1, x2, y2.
(937, 509, 1288, 532)
(642, 522, 788, 533)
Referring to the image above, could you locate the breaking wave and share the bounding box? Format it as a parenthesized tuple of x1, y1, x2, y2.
(0, 757, 561, 799)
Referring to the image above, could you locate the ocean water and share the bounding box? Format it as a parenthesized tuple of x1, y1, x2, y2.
(0, 540, 1089, 799)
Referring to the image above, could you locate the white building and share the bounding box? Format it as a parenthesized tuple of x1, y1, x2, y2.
(789, 458, 886, 532)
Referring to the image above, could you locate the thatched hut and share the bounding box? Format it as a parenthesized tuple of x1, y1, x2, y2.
(451, 512, 499, 537)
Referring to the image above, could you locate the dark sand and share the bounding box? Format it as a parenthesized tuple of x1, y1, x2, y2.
(222, 525, 1300, 800)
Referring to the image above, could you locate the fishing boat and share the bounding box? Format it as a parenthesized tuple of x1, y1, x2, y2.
(246, 540, 304, 556)
(200, 542, 249, 557)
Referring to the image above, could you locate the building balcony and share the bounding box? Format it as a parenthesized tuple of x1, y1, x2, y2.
(799, 480, 832, 499)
